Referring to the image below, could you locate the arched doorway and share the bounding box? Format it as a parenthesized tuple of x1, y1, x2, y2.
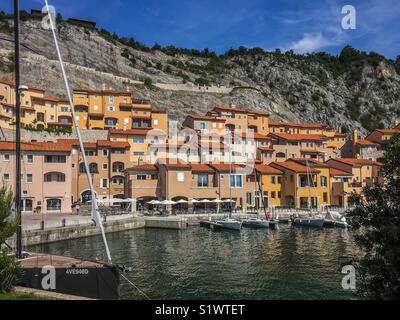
(81, 190, 97, 203)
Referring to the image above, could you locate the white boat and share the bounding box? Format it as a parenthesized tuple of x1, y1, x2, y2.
(242, 217, 269, 228)
(217, 218, 243, 230)
(334, 216, 349, 228)
(325, 210, 349, 228)
(292, 216, 325, 228)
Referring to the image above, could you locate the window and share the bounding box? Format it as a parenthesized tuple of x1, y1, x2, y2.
(230, 175, 242, 188)
(27, 154, 33, 164)
(112, 177, 124, 185)
(85, 150, 95, 156)
(177, 172, 185, 182)
(271, 176, 276, 184)
(200, 122, 206, 130)
(112, 162, 124, 173)
(102, 163, 108, 170)
(44, 172, 65, 182)
(278, 176, 282, 184)
(45, 155, 66, 163)
(108, 106, 115, 112)
(133, 152, 145, 156)
(26, 174, 33, 183)
(278, 192, 282, 199)
(49, 115, 55, 120)
(137, 175, 147, 180)
(106, 119, 116, 125)
(271, 191, 276, 199)
(47, 199, 61, 211)
(94, 105, 99, 111)
(320, 176, 327, 187)
(61, 106, 69, 112)
(3, 154, 10, 161)
(133, 121, 139, 128)
(102, 149, 109, 156)
(3, 173, 9, 182)
(133, 137, 145, 143)
(109, 96, 114, 103)
(100, 178, 109, 188)
(197, 174, 208, 187)
(246, 192, 252, 205)
(153, 119, 159, 126)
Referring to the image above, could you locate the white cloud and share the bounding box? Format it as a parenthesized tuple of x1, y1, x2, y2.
(288, 33, 337, 54)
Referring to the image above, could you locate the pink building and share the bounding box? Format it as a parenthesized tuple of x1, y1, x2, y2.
(0, 141, 73, 214)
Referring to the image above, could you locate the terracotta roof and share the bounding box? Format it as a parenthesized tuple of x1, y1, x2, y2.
(375, 129, 399, 134)
(300, 149, 324, 153)
(126, 164, 158, 172)
(255, 164, 283, 174)
(287, 158, 329, 168)
(270, 161, 320, 174)
(190, 164, 214, 173)
(208, 163, 244, 173)
(334, 132, 346, 137)
(268, 132, 327, 141)
(329, 168, 353, 176)
(0, 141, 71, 152)
(157, 159, 192, 170)
(58, 139, 129, 149)
(212, 106, 250, 113)
(258, 146, 274, 152)
(188, 115, 226, 122)
(239, 132, 271, 140)
(268, 121, 327, 129)
(356, 139, 379, 146)
(328, 158, 383, 167)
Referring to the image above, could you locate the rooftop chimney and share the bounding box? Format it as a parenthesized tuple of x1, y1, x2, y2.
(353, 129, 358, 144)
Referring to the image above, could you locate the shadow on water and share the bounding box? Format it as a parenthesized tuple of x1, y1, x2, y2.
(28, 225, 359, 300)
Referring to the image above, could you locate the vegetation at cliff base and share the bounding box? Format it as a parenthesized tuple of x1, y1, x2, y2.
(347, 133, 400, 299)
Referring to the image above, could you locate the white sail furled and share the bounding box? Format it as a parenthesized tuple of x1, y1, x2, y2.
(43, 0, 112, 264)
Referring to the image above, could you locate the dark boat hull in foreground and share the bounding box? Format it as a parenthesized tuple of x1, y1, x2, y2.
(19, 253, 120, 300)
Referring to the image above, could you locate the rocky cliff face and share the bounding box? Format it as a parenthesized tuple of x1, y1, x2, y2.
(1, 17, 399, 136)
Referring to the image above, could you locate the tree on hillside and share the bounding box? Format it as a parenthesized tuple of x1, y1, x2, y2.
(347, 133, 400, 299)
(0, 186, 22, 293)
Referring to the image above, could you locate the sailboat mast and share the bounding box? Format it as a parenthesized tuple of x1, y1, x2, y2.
(14, 0, 22, 259)
(44, 0, 112, 264)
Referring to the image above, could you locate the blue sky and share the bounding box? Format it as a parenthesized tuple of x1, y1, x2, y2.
(2, 0, 400, 58)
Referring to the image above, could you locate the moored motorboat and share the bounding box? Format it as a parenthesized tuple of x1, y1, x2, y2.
(242, 218, 269, 228)
(292, 216, 325, 228)
(217, 218, 243, 230)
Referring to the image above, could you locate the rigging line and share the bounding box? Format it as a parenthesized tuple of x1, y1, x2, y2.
(120, 272, 151, 300)
(43, 0, 112, 264)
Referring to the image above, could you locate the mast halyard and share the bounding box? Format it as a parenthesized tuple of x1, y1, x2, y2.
(43, 0, 112, 264)
(14, 0, 22, 259)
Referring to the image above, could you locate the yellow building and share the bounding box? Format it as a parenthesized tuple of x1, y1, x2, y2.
(270, 159, 330, 208)
(250, 164, 283, 208)
(207, 106, 269, 134)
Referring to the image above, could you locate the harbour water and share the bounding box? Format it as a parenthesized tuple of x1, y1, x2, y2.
(29, 225, 359, 300)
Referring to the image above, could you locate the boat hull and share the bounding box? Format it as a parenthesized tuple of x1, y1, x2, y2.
(242, 219, 269, 228)
(19, 254, 120, 300)
(217, 220, 242, 230)
(293, 218, 324, 228)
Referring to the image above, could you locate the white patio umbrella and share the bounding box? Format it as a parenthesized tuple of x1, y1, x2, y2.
(147, 200, 156, 205)
(212, 199, 224, 203)
(199, 199, 212, 203)
(161, 200, 177, 205)
(176, 199, 188, 204)
(191, 199, 201, 203)
(223, 199, 235, 203)
(152, 200, 163, 205)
